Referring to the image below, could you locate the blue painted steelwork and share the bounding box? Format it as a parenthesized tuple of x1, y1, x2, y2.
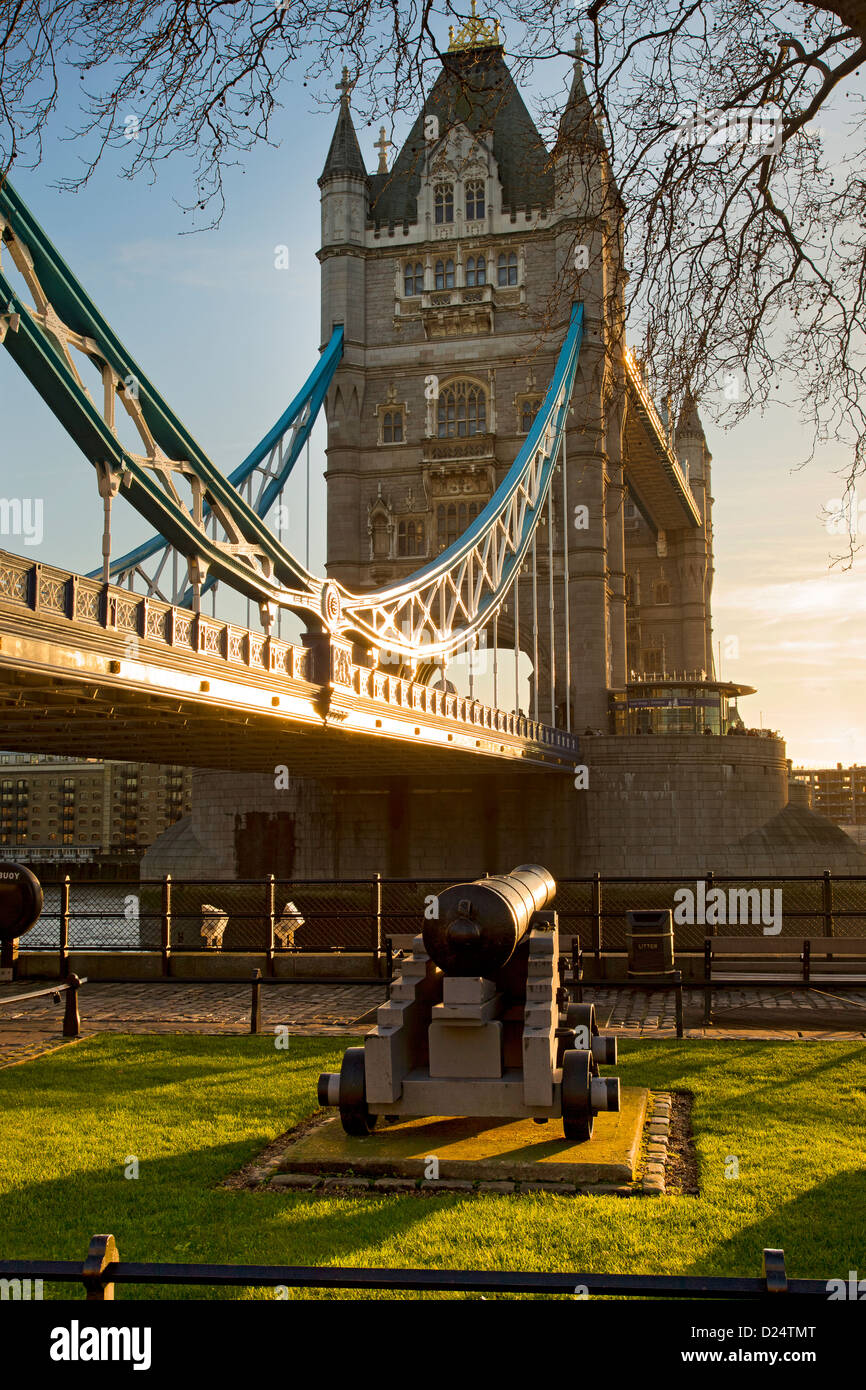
(0, 178, 583, 663)
(339, 304, 584, 659)
(99, 326, 343, 585)
(0, 179, 322, 605)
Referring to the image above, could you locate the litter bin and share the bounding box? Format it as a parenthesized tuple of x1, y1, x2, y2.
(626, 909, 675, 976)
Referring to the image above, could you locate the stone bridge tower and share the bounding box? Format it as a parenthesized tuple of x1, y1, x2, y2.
(318, 24, 646, 729)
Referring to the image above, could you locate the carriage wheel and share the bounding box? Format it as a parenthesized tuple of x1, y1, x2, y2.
(561, 1048, 594, 1142)
(338, 1047, 377, 1136)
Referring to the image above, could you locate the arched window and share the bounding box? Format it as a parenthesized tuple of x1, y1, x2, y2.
(465, 255, 486, 287)
(458, 502, 467, 534)
(403, 261, 423, 296)
(398, 521, 424, 557)
(434, 259, 455, 290)
(436, 380, 487, 438)
(625, 574, 635, 603)
(468, 502, 479, 523)
(447, 504, 458, 545)
(654, 581, 670, 605)
(497, 251, 518, 286)
(465, 180, 485, 221)
(434, 183, 454, 225)
(520, 397, 542, 433)
(383, 410, 403, 444)
(437, 504, 446, 549)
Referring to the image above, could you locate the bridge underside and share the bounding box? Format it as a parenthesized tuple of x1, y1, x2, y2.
(0, 554, 577, 777)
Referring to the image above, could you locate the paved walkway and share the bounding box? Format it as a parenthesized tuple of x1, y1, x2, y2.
(584, 985, 866, 1040)
(1, 980, 864, 1067)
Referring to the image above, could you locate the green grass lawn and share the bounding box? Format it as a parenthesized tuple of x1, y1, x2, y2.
(1, 1034, 864, 1298)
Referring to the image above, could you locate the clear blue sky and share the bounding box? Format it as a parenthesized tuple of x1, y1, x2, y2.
(0, 47, 861, 767)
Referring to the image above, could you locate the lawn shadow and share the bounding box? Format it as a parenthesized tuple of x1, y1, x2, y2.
(681, 1167, 866, 1283)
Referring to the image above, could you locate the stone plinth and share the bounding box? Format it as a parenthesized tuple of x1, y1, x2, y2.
(277, 1086, 648, 1185)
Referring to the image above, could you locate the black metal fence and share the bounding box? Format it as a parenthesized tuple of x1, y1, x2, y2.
(19, 871, 866, 963)
(0, 1235, 825, 1299)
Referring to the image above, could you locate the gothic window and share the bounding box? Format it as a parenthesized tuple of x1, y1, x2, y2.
(465, 180, 485, 221)
(654, 581, 671, 605)
(397, 520, 425, 557)
(434, 183, 454, 224)
(371, 515, 389, 559)
(643, 649, 663, 673)
(465, 255, 486, 287)
(403, 261, 423, 296)
(382, 410, 404, 443)
(497, 251, 518, 286)
(437, 379, 487, 438)
(434, 259, 455, 290)
(447, 503, 458, 544)
(468, 502, 479, 522)
(625, 574, 635, 603)
(520, 396, 542, 432)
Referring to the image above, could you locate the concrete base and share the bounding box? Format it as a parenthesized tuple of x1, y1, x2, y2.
(280, 1087, 648, 1185)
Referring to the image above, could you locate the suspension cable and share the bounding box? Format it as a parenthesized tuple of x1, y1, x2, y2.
(562, 430, 571, 732)
(548, 471, 556, 726)
(531, 531, 539, 722)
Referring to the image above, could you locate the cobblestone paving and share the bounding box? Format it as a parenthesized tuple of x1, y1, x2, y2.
(585, 985, 866, 1039)
(0, 982, 385, 1064)
(1, 980, 864, 1067)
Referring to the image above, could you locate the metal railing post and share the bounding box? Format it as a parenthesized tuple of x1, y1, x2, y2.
(250, 968, 262, 1033)
(705, 870, 715, 936)
(674, 969, 683, 1039)
(266, 874, 276, 976)
(373, 871, 383, 976)
(161, 874, 172, 977)
(59, 874, 71, 979)
(82, 1234, 118, 1301)
(822, 869, 834, 938)
(591, 871, 602, 969)
(63, 973, 82, 1038)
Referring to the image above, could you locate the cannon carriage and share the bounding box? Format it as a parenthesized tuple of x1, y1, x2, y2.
(318, 865, 619, 1142)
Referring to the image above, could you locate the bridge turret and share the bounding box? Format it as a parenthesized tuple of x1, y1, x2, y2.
(317, 67, 368, 346)
(675, 395, 715, 675)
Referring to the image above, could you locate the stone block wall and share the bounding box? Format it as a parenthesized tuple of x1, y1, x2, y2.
(141, 735, 866, 883)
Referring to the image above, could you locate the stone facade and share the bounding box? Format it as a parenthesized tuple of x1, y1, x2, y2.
(143, 735, 866, 882)
(142, 34, 865, 884)
(318, 40, 714, 724)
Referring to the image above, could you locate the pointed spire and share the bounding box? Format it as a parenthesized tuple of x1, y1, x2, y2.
(556, 33, 603, 152)
(678, 393, 707, 439)
(319, 68, 367, 183)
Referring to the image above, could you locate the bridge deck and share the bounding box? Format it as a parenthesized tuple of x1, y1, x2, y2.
(0, 553, 578, 776)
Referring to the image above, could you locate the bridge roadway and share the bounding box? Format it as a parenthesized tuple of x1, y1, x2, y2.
(0, 551, 579, 776)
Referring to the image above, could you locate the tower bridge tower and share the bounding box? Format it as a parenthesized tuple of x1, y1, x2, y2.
(318, 19, 713, 729)
(138, 17, 864, 882)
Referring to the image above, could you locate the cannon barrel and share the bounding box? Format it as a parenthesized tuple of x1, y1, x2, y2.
(422, 864, 555, 977)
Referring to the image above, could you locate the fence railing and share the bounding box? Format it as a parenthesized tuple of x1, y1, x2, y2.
(0, 1235, 826, 1299)
(0, 975, 84, 1036)
(17, 871, 866, 973)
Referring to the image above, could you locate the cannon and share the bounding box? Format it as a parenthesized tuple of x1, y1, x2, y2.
(318, 865, 619, 1141)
